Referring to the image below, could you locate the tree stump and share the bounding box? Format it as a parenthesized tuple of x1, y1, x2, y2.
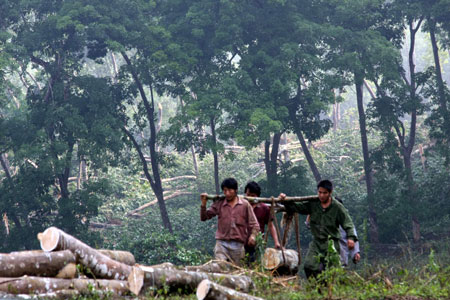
(0, 250, 75, 278)
(0, 277, 128, 295)
(38, 227, 132, 280)
(196, 279, 264, 300)
(263, 248, 298, 275)
(128, 265, 254, 295)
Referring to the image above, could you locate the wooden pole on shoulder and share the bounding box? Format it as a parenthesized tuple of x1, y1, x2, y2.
(206, 194, 318, 203)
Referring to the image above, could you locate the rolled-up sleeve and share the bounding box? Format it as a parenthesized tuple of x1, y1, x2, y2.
(284, 201, 311, 215)
(201, 201, 220, 221)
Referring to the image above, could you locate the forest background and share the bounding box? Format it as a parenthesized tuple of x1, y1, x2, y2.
(1, 0, 450, 298)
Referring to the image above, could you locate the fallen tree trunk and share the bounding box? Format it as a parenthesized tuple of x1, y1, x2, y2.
(10, 249, 135, 266)
(182, 261, 230, 273)
(127, 191, 194, 216)
(128, 265, 254, 296)
(0, 250, 75, 278)
(263, 248, 298, 275)
(196, 279, 263, 300)
(0, 277, 129, 295)
(97, 250, 135, 266)
(38, 227, 132, 280)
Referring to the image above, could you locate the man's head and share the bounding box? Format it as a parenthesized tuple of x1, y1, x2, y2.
(244, 181, 261, 197)
(317, 179, 333, 203)
(221, 178, 238, 201)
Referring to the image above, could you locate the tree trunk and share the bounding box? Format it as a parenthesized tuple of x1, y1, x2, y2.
(264, 132, 282, 190)
(355, 75, 379, 244)
(129, 265, 254, 296)
(196, 279, 263, 300)
(0, 250, 76, 278)
(429, 19, 450, 132)
(295, 128, 321, 183)
(0, 277, 129, 295)
(262, 248, 298, 275)
(38, 227, 131, 280)
(182, 261, 231, 273)
(210, 117, 220, 195)
(121, 52, 172, 233)
(0, 153, 12, 183)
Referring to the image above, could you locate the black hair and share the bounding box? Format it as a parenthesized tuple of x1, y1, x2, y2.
(244, 181, 261, 197)
(221, 178, 238, 191)
(317, 179, 333, 192)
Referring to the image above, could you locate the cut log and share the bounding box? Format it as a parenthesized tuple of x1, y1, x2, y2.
(263, 248, 298, 275)
(38, 227, 132, 280)
(0, 250, 75, 278)
(97, 250, 135, 266)
(0, 277, 128, 295)
(196, 279, 263, 300)
(128, 265, 254, 296)
(10, 249, 135, 266)
(55, 263, 77, 279)
(183, 261, 230, 273)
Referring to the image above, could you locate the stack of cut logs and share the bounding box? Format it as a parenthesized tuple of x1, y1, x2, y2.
(0, 226, 271, 299)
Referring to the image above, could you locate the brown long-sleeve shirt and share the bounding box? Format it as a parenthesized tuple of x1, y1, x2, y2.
(201, 197, 260, 244)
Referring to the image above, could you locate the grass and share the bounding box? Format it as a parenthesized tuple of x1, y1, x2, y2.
(70, 239, 450, 299)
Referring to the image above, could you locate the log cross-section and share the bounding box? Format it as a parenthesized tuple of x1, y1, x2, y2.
(38, 227, 132, 280)
(263, 248, 299, 275)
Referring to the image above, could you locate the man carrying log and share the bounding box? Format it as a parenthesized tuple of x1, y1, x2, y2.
(201, 178, 260, 266)
(244, 181, 281, 263)
(280, 179, 357, 279)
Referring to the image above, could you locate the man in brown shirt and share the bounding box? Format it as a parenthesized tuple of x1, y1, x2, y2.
(201, 178, 260, 266)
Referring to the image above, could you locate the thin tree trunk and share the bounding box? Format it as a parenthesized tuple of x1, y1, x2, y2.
(122, 52, 172, 233)
(0, 154, 12, 182)
(405, 20, 421, 242)
(355, 75, 379, 244)
(210, 117, 220, 195)
(429, 19, 449, 123)
(298, 130, 320, 183)
(264, 133, 282, 189)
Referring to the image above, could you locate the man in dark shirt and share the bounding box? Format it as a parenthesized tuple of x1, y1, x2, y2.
(244, 181, 281, 262)
(200, 178, 260, 266)
(280, 179, 357, 278)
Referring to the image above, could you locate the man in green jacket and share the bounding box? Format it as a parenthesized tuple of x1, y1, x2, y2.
(280, 179, 357, 279)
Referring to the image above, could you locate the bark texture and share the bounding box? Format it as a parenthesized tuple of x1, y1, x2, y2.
(196, 279, 263, 300)
(38, 227, 132, 280)
(129, 265, 254, 295)
(0, 277, 128, 295)
(0, 250, 75, 278)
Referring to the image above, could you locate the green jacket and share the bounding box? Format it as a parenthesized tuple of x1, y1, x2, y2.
(284, 198, 357, 242)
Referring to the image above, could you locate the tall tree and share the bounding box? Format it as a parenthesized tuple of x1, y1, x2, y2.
(322, 0, 404, 243)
